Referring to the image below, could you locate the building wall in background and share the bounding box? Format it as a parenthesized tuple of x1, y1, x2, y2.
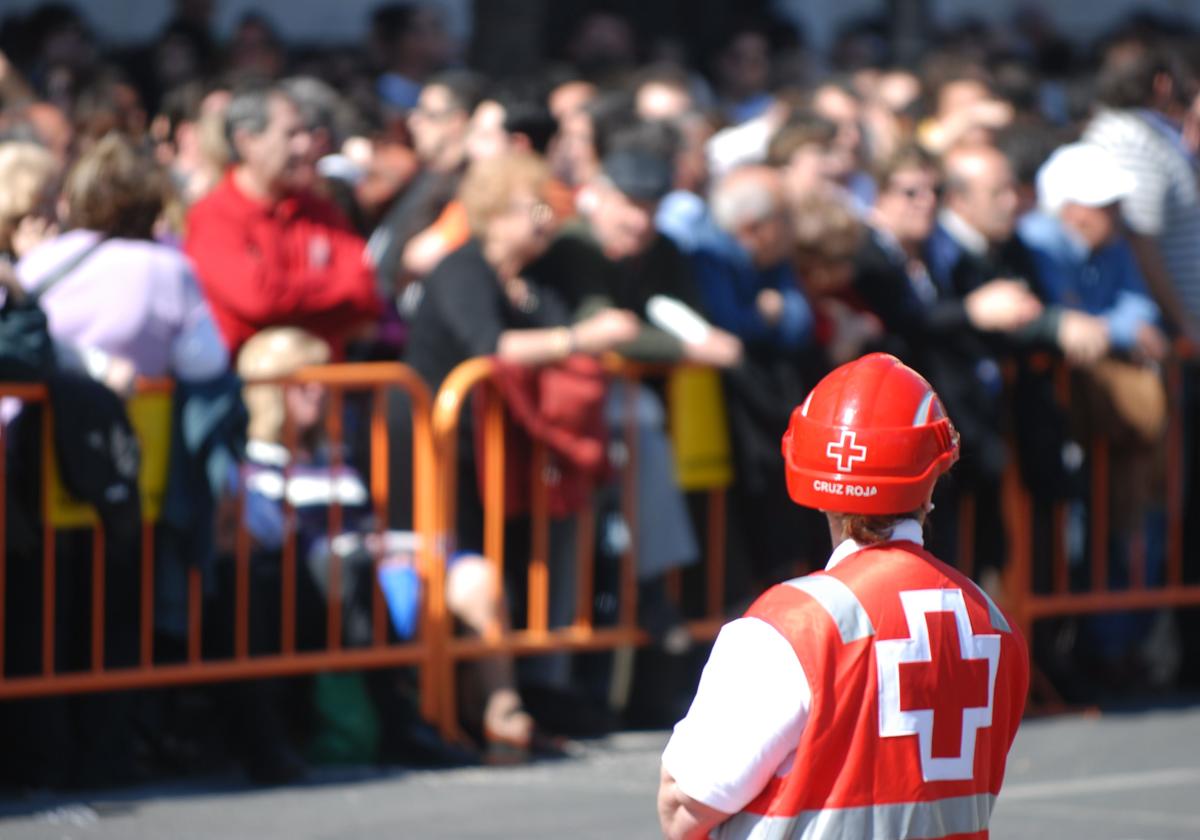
(2, 0, 1199, 52)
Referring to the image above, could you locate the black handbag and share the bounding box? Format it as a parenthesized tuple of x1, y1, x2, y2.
(0, 237, 110, 382)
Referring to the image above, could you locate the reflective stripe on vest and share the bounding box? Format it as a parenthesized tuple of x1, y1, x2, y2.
(784, 576, 875, 643)
(969, 580, 1011, 633)
(714, 792, 996, 840)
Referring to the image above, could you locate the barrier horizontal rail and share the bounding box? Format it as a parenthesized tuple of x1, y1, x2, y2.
(0, 363, 440, 723)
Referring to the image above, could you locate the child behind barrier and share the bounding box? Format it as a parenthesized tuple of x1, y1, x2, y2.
(235, 327, 555, 763)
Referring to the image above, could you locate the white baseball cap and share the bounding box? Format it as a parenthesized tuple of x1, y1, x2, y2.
(1036, 142, 1136, 215)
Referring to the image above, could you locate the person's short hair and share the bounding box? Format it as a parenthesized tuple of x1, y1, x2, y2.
(600, 119, 679, 202)
(425, 70, 486, 116)
(0, 142, 59, 253)
(792, 192, 863, 265)
(224, 82, 289, 162)
(237, 327, 332, 445)
(632, 62, 692, 96)
(766, 111, 837, 167)
(458, 150, 550, 234)
(842, 510, 924, 544)
(1096, 40, 1194, 111)
(64, 133, 167, 239)
(281, 75, 340, 136)
(710, 168, 777, 230)
(490, 80, 557, 154)
(873, 143, 937, 193)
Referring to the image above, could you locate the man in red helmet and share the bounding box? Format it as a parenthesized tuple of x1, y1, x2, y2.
(657, 353, 1029, 840)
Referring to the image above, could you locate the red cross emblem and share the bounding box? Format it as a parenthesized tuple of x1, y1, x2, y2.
(876, 589, 1000, 781)
(826, 429, 868, 473)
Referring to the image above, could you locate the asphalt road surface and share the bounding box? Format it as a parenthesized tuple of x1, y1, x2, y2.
(2, 700, 1199, 839)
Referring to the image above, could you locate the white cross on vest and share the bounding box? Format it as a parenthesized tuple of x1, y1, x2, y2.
(826, 429, 868, 473)
(875, 588, 1000, 782)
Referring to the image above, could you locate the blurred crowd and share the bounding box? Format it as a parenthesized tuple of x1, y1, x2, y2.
(2, 0, 1200, 791)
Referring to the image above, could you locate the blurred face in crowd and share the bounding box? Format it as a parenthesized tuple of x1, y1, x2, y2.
(466, 100, 511, 163)
(487, 188, 557, 266)
(944, 146, 1019, 244)
(549, 101, 600, 187)
(408, 83, 469, 168)
(812, 85, 864, 180)
(284, 380, 327, 437)
(719, 167, 792, 269)
(717, 31, 770, 100)
(589, 180, 658, 261)
(238, 94, 310, 195)
(875, 164, 941, 245)
(1060, 202, 1122, 251)
(782, 141, 841, 202)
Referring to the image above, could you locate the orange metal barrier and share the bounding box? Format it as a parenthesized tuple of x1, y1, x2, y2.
(0, 363, 441, 722)
(429, 356, 728, 739)
(1001, 350, 1200, 650)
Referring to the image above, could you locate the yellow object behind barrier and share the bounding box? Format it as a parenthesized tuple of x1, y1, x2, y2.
(668, 367, 732, 491)
(45, 392, 172, 527)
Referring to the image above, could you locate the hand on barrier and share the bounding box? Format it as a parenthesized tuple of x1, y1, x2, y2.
(683, 327, 744, 369)
(964, 279, 1043, 333)
(1135, 323, 1169, 363)
(1057, 310, 1111, 366)
(573, 308, 640, 354)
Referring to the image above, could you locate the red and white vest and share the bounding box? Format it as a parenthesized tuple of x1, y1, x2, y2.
(719, 541, 1029, 840)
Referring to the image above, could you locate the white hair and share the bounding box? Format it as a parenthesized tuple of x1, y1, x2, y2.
(710, 167, 778, 232)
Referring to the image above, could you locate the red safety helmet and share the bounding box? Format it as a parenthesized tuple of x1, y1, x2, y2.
(781, 353, 959, 514)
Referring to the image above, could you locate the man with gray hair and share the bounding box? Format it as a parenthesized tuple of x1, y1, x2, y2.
(667, 164, 812, 353)
(185, 83, 381, 355)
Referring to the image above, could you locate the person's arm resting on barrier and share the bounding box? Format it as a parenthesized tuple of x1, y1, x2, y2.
(658, 617, 811, 839)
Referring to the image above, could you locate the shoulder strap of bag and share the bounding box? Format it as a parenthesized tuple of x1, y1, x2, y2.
(27, 234, 110, 304)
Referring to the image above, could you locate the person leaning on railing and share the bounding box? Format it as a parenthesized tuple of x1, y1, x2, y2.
(394, 148, 638, 756)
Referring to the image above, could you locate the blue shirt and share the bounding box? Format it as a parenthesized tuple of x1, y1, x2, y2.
(1018, 211, 1161, 351)
(657, 192, 813, 351)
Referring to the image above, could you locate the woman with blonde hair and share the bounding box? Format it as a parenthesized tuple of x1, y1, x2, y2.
(0, 141, 60, 261)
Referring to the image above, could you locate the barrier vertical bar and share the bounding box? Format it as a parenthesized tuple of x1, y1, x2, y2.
(619, 378, 640, 630)
(187, 565, 202, 663)
(483, 385, 506, 592)
(706, 489, 726, 619)
(281, 412, 297, 655)
(1001, 458, 1033, 643)
(234, 469, 250, 660)
(371, 386, 389, 647)
(1166, 357, 1184, 587)
(574, 496, 595, 631)
(326, 386, 345, 651)
(1090, 439, 1109, 592)
(528, 440, 550, 636)
(1052, 503, 1069, 594)
(140, 521, 154, 667)
(91, 523, 105, 672)
(1130, 529, 1146, 589)
(0, 421, 7, 676)
(41, 408, 56, 677)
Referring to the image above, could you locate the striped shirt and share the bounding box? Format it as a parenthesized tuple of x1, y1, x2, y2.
(1084, 108, 1200, 320)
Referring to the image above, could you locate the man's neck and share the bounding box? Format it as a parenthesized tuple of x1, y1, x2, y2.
(871, 211, 923, 259)
(232, 165, 281, 203)
(939, 208, 991, 258)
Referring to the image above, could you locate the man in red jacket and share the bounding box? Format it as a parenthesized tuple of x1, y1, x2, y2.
(185, 83, 381, 356)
